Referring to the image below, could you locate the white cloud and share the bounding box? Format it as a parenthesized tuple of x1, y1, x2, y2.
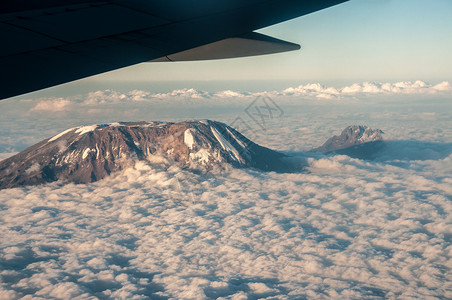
(82, 89, 155, 104)
(49, 81, 451, 106)
(127, 89, 151, 101)
(1, 91, 452, 298)
(283, 83, 340, 96)
(83, 89, 128, 105)
(30, 98, 71, 112)
(279, 80, 452, 99)
(433, 81, 452, 91)
(213, 90, 248, 98)
(18, 80, 448, 113)
(152, 88, 211, 100)
(0, 141, 451, 298)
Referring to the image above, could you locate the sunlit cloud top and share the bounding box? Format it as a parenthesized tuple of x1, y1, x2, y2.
(26, 80, 452, 111)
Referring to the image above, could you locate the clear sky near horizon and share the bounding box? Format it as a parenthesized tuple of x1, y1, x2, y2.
(86, 0, 452, 85)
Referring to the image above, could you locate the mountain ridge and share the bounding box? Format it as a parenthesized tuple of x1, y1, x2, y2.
(0, 122, 385, 190)
(0, 120, 293, 189)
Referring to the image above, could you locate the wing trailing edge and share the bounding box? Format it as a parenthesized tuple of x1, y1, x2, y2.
(151, 32, 300, 62)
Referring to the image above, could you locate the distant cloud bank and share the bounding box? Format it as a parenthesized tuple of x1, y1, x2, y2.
(29, 80, 451, 111)
(281, 80, 452, 99)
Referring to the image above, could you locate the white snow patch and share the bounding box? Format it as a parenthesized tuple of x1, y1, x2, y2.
(82, 148, 91, 160)
(75, 125, 98, 135)
(133, 141, 141, 151)
(189, 149, 211, 165)
(210, 126, 242, 162)
(225, 127, 247, 150)
(184, 129, 195, 149)
(48, 128, 76, 142)
(63, 151, 79, 164)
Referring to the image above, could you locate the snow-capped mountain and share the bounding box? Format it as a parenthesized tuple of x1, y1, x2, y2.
(0, 120, 291, 189)
(312, 125, 384, 153)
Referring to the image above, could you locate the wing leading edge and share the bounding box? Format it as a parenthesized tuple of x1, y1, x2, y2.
(0, 0, 348, 100)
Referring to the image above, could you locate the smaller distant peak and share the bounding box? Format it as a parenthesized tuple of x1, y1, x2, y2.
(341, 125, 384, 143)
(313, 125, 384, 153)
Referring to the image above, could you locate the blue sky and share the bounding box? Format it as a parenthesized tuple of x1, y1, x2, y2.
(5, 0, 452, 100)
(89, 0, 452, 85)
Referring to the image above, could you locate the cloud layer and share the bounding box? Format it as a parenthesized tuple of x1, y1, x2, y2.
(0, 149, 451, 298)
(26, 80, 452, 111)
(1, 80, 451, 298)
(281, 81, 452, 99)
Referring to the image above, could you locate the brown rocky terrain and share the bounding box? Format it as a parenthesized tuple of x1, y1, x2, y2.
(0, 120, 292, 189)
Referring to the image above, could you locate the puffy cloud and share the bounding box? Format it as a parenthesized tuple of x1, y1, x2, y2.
(152, 88, 211, 100)
(341, 80, 450, 96)
(433, 81, 452, 91)
(55, 81, 452, 106)
(26, 80, 451, 111)
(280, 80, 452, 99)
(83, 90, 128, 105)
(82, 89, 154, 104)
(0, 149, 451, 298)
(213, 90, 248, 98)
(30, 98, 71, 112)
(127, 89, 151, 101)
(282, 83, 340, 98)
(1, 91, 452, 298)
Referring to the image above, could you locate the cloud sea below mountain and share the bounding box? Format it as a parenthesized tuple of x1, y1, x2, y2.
(0, 81, 451, 299)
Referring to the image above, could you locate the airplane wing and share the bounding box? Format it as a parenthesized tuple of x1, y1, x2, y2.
(0, 0, 348, 100)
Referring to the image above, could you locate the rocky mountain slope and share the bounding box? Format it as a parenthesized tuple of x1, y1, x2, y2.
(0, 120, 293, 189)
(0, 122, 385, 189)
(312, 125, 384, 153)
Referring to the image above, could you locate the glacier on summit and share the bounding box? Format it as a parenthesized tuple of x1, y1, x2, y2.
(0, 120, 294, 189)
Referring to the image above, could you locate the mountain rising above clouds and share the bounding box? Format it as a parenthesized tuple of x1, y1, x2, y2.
(0, 120, 293, 189)
(312, 125, 384, 153)
(0, 122, 386, 190)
